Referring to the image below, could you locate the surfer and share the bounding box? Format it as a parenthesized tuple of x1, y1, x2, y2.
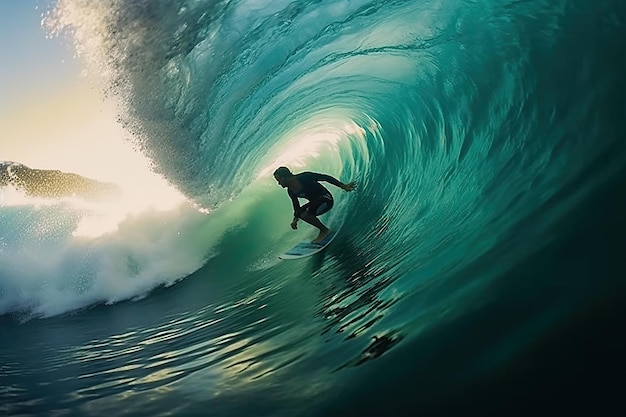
(273, 166, 356, 243)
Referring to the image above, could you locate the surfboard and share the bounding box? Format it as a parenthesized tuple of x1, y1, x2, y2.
(278, 230, 339, 260)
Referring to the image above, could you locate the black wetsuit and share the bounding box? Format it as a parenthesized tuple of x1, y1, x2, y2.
(287, 172, 342, 217)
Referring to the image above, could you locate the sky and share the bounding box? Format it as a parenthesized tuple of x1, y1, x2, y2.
(0, 0, 172, 190)
(0, 0, 74, 106)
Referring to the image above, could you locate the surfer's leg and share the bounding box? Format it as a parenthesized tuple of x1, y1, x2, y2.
(300, 195, 333, 243)
(299, 211, 330, 243)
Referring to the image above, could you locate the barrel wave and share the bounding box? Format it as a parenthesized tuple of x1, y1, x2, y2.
(2, 0, 625, 416)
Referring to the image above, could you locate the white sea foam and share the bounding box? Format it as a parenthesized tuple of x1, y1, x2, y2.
(0, 189, 214, 318)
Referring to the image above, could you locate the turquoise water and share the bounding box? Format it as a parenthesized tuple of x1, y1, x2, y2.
(2, 0, 626, 416)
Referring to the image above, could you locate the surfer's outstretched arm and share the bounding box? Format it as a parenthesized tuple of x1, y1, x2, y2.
(312, 173, 357, 192)
(340, 181, 357, 192)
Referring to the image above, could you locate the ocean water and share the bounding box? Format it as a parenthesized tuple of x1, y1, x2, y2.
(2, 0, 626, 416)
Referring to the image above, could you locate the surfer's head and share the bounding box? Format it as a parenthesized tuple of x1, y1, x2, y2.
(273, 166, 292, 187)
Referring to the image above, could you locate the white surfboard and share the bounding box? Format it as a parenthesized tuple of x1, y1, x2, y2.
(278, 230, 339, 260)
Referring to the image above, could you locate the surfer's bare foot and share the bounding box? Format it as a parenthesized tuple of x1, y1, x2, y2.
(313, 229, 331, 244)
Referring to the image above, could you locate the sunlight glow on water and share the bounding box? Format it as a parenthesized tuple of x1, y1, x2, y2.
(72, 188, 187, 238)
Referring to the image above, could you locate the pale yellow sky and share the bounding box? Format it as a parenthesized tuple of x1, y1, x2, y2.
(0, 2, 189, 234)
(0, 1, 165, 188)
(1, 78, 139, 183)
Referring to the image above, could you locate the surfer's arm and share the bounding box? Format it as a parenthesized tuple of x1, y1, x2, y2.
(287, 192, 301, 229)
(288, 191, 302, 217)
(314, 173, 357, 192)
(289, 193, 301, 229)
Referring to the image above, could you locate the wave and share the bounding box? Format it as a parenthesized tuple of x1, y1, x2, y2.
(2, 1, 626, 416)
(2, 0, 624, 321)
